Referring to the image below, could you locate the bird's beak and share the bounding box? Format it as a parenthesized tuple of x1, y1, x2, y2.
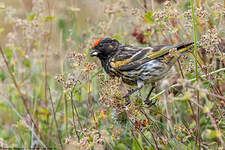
(90, 48, 98, 57)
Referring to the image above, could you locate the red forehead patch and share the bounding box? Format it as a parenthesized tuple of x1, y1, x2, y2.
(93, 39, 102, 47)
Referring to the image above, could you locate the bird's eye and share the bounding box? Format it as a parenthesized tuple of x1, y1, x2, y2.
(108, 45, 113, 49)
(99, 43, 103, 47)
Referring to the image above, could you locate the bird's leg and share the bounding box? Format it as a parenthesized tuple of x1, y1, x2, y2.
(125, 96, 131, 105)
(144, 86, 156, 107)
(123, 86, 142, 98)
(123, 80, 144, 105)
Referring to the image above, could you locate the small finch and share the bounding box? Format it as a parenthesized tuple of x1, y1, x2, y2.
(90, 38, 194, 106)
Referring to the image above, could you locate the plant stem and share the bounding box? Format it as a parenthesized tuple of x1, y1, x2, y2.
(150, 67, 225, 101)
(190, 0, 201, 148)
(48, 85, 63, 150)
(88, 72, 97, 129)
(189, 98, 225, 146)
(0, 46, 46, 146)
(131, 130, 144, 150)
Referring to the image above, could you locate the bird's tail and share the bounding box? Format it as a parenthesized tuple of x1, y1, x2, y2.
(176, 42, 194, 55)
(176, 42, 207, 66)
(164, 42, 195, 65)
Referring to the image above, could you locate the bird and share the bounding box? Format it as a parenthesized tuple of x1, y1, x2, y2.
(90, 38, 194, 106)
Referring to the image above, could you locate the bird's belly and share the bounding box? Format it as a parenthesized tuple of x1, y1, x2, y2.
(108, 59, 170, 85)
(122, 60, 169, 85)
(139, 60, 169, 82)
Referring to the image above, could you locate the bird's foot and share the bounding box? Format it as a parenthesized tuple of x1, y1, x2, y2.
(144, 99, 156, 107)
(125, 97, 131, 106)
(122, 95, 131, 106)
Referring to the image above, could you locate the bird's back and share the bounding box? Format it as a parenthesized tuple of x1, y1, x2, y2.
(106, 42, 194, 85)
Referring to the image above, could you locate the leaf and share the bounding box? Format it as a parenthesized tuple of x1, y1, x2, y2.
(10, 64, 14, 73)
(4, 48, 13, 63)
(0, 28, 4, 35)
(133, 137, 142, 150)
(16, 49, 25, 57)
(27, 13, 35, 21)
(44, 16, 56, 22)
(206, 129, 222, 139)
(0, 70, 6, 81)
(112, 34, 122, 41)
(116, 143, 126, 150)
(24, 58, 31, 68)
(203, 101, 214, 113)
(144, 11, 155, 23)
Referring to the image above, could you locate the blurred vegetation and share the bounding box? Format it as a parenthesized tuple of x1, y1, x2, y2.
(0, 0, 224, 149)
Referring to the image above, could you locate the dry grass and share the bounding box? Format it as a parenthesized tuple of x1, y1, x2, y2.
(0, 0, 224, 149)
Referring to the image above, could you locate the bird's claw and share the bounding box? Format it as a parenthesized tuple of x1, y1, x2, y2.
(122, 95, 128, 99)
(123, 95, 131, 106)
(144, 99, 156, 107)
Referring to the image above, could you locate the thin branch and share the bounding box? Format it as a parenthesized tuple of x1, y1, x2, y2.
(129, 120, 154, 148)
(70, 79, 83, 133)
(177, 60, 184, 79)
(48, 85, 63, 150)
(70, 90, 80, 142)
(88, 72, 97, 129)
(72, 90, 83, 131)
(139, 109, 159, 150)
(143, 0, 147, 13)
(0, 46, 45, 145)
(189, 98, 225, 146)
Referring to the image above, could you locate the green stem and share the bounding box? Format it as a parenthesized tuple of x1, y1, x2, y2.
(191, 0, 198, 79)
(190, 0, 200, 148)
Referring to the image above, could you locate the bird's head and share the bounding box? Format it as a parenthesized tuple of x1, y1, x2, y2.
(90, 38, 120, 59)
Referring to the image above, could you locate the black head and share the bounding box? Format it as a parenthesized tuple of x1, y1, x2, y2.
(90, 38, 120, 59)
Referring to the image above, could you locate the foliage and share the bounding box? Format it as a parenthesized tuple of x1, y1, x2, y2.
(0, 0, 224, 149)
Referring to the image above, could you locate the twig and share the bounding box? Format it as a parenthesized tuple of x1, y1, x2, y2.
(189, 98, 225, 146)
(139, 109, 159, 150)
(0, 46, 45, 145)
(70, 90, 80, 142)
(143, 0, 147, 13)
(71, 89, 83, 131)
(70, 78, 83, 133)
(177, 60, 184, 79)
(48, 85, 63, 150)
(142, 106, 170, 121)
(64, 92, 68, 134)
(88, 72, 97, 129)
(129, 120, 154, 148)
(163, 92, 172, 132)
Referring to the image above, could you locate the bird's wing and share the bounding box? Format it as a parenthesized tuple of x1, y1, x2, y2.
(110, 45, 151, 71)
(110, 42, 193, 72)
